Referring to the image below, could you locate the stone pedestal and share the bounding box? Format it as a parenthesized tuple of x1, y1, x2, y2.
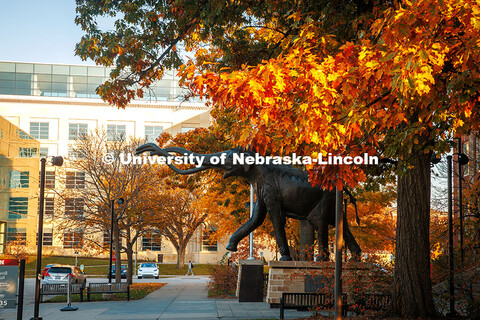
(236, 259, 264, 302)
(266, 261, 371, 306)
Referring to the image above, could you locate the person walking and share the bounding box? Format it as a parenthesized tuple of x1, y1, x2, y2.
(186, 260, 194, 276)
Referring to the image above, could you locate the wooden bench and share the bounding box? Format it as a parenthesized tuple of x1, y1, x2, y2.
(40, 283, 85, 302)
(352, 293, 391, 312)
(279, 292, 347, 319)
(87, 283, 130, 302)
(279, 292, 391, 319)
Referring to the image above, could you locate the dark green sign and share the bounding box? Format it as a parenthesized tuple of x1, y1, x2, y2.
(0, 259, 19, 309)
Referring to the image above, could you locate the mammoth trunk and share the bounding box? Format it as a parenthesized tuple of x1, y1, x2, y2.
(227, 200, 267, 252)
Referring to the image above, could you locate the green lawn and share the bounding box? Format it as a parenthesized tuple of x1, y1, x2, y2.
(24, 256, 215, 277)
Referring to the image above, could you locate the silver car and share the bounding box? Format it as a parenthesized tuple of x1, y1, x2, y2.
(43, 265, 86, 285)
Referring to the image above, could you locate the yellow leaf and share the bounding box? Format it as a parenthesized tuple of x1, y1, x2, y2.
(262, 112, 269, 125)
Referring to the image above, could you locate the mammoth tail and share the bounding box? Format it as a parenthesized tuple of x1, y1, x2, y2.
(343, 187, 360, 226)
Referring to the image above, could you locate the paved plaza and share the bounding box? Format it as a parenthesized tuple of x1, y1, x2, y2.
(0, 276, 313, 320)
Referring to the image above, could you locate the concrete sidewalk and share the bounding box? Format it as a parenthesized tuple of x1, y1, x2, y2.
(0, 276, 312, 320)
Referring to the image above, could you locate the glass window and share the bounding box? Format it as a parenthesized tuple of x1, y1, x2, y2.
(7, 227, 26, 245)
(88, 76, 104, 86)
(0, 85, 14, 95)
(66, 171, 85, 189)
(72, 83, 88, 97)
(8, 197, 28, 219)
(63, 231, 83, 249)
(69, 123, 88, 140)
(52, 75, 68, 82)
(52, 65, 69, 75)
(142, 232, 162, 251)
(19, 147, 38, 158)
(10, 171, 29, 188)
(68, 147, 86, 159)
(45, 171, 55, 189)
(181, 127, 195, 133)
(43, 229, 53, 246)
(202, 226, 217, 252)
(0, 62, 15, 72)
(71, 66, 88, 76)
(39, 147, 49, 157)
(35, 64, 52, 74)
(88, 67, 104, 77)
(16, 73, 32, 81)
(18, 129, 33, 140)
(65, 198, 84, 217)
(16, 63, 34, 73)
(72, 75, 88, 84)
(36, 228, 53, 246)
(36, 74, 52, 82)
(30, 122, 49, 139)
(45, 198, 55, 219)
(107, 124, 126, 141)
(0, 222, 6, 254)
(145, 126, 163, 143)
(52, 82, 68, 97)
(0, 72, 15, 80)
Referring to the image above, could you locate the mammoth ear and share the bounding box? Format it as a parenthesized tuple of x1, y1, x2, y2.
(243, 164, 250, 172)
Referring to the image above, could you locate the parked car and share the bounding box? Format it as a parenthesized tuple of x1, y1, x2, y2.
(109, 265, 127, 279)
(138, 263, 159, 279)
(43, 265, 86, 285)
(41, 264, 54, 279)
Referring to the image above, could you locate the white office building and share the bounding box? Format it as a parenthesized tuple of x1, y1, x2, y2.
(0, 60, 230, 264)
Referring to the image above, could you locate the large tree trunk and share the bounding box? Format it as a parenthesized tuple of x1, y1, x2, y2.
(126, 242, 133, 284)
(393, 150, 437, 317)
(175, 244, 187, 269)
(114, 220, 122, 283)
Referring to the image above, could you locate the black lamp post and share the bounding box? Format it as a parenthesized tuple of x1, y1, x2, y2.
(31, 156, 63, 320)
(446, 151, 469, 317)
(108, 198, 124, 283)
(334, 187, 343, 320)
(457, 139, 468, 264)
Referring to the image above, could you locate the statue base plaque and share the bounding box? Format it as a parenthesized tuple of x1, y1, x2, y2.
(236, 259, 264, 302)
(266, 261, 371, 306)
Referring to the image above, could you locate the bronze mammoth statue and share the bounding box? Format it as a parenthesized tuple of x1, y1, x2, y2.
(136, 144, 362, 261)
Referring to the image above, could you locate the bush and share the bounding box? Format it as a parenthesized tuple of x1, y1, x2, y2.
(207, 264, 238, 298)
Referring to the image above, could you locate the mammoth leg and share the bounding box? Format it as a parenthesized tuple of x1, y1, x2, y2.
(226, 199, 267, 252)
(343, 216, 362, 261)
(264, 194, 291, 261)
(308, 218, 329, 261)
(307, 197, 333, 261)
(269, 212, 291, 261)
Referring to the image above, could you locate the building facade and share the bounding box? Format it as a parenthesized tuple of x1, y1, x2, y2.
(0, 115, 40, 254)
(0, 60, 235, 263)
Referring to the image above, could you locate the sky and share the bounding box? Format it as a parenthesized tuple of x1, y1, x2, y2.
(0, 1, 95, 65)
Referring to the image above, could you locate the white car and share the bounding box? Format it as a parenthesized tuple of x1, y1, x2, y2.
(138, 263, 159, 279)
(43, 265, 86, 285)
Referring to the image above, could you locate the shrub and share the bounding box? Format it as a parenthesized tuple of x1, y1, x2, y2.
(207, 264, 238, 298)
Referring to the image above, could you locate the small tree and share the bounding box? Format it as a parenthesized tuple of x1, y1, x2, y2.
(57, 129, 161, 283)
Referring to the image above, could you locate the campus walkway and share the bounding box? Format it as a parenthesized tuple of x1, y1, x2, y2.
(0, 276, 313, 320)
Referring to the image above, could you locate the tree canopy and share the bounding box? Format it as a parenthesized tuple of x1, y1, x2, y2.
(75, 0, 480, 317)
